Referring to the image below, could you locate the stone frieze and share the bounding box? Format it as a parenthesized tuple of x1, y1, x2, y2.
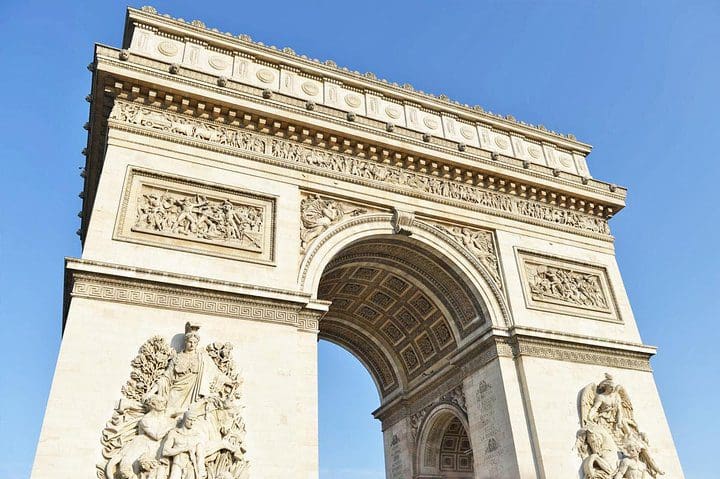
(109, 102, 611, 238)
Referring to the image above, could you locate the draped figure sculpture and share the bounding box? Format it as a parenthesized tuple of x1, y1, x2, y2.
(99, 323, 249, 479)
(575, 374, 664, 479)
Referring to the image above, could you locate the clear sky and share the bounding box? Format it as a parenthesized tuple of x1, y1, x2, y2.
(0, 1, 717, 478)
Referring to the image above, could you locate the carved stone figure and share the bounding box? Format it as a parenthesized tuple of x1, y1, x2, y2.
(299, 194, 366, 250)
(163, 410, 207, 479)
(133, 191, 263, 251)
(614, 442, 649, 479)
(575, 374, 664, 479)
(104, 397, 174, 479)
(98, 323, 249, 479)
(439, 225, 501, 286)
(527, 264, 608, 309)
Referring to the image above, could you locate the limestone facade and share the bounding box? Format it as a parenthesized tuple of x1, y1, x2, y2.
(32, 6, 684, 479)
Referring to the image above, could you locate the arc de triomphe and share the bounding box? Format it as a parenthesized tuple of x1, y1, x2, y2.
(32, 7, 684, 479)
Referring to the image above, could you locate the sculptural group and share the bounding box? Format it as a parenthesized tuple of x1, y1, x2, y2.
(98, 323, 248, 479)
(575, 374, 663, 478)
(134, 192, 264, 250)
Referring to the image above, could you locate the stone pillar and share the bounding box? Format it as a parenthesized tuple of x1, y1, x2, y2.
(382, 417, 414, 479)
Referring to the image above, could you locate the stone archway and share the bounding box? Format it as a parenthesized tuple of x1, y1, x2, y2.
(415, 405, 474, 478)
(32, 7, 686, 479)
(312, 226, 493, 477)
(316, 233, 491, 401)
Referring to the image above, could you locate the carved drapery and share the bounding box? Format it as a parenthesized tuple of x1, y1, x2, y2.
(109, 101, 611, 238)
(575, 374, 664, 478)
(98, 323, 249, 479)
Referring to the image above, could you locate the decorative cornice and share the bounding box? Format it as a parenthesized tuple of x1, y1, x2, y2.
(129, 6, 587, 148)
(105, 100, 613, 240)
(509, 335, 652, 372)
(68, 270, 322, 332)
(95, 44, 625, 205)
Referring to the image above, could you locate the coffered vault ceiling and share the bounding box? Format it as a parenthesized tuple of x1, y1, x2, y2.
(317, 237, 488, 398)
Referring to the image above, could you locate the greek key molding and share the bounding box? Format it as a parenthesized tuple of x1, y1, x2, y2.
(517, 250, 621, 323)
(70, 272, 320, 332)
(114, 167, 276, 264)
(511, 336, 652, 372)
(108, 101, 611, 238)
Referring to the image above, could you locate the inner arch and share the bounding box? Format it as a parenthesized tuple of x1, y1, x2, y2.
(317, 235, 489, 401)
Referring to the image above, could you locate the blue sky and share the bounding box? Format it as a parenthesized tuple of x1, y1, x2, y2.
(0, 1, 717, 478)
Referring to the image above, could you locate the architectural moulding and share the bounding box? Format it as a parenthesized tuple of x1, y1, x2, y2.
(374, 333, 653, 429)
(516, 250, 621, 322)
(68, 269, 324, 333)
(115, 167, 276, 263)
(125, 6, 591, 160)
(410, 384, 468, 440)
(93, 51, 623, 207)
(298, 212, 511, 328)
(106, 100, 613, 239)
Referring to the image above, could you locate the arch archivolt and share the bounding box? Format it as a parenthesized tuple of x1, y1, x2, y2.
(320, 316, 406, 397)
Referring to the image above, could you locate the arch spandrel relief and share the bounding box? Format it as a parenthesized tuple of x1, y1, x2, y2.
(99, 323, 249, 479)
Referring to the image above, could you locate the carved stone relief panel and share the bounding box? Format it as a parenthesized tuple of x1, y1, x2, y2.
(299, 192, 373, 252)
(517, 250, 620, 322)
(109, 101, 611, 238)
(433, 223, 502, 289)
(115, 168, 276, 263)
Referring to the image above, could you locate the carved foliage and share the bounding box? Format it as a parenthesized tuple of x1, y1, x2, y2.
(121, 336, 176, 403)
(110, 102, 610, 237)
(575, 374, 664, 479)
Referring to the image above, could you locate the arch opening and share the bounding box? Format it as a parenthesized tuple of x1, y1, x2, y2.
(417, 406, 475, 478)
(316, 233, 490, 402)
(317, 340, 385, 478)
